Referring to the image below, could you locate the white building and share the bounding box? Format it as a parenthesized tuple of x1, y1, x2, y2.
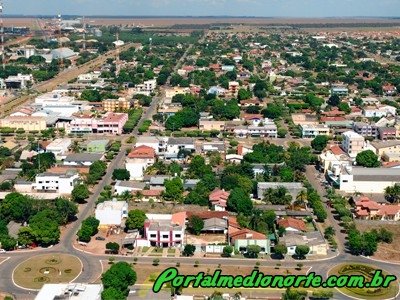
(339, 166, 400, 194)
(114, 181, 146, 195)
(35, 284, 103, 300)
(63, 153, 104, 167)
(165, 137, 195, 160)
(341, 131, 365, 158)
(135, 136, 168, 156)
(46, 138, 72, 160)
(126, 145, 156, 180)
(4, 74, 33, 89)
(33, 171, 80, 195)
(134, 79, 157, 95)
(301, 124, 330, 138)
(77, 71, 101, 83)
(95, 200, 128, 227)
(363, 105, 397, 118)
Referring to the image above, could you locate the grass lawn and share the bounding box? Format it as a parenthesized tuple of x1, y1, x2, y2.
(329, 263, 399, 300)
(141, 246, 150, 253)
(305, 221, 316, 232)
(167, 248, 175, 254)
(13, 254, 82, 290)
(151, 248, 163, 254)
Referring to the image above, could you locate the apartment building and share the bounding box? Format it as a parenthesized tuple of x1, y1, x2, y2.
(301, 124, 330, 138)
(142, 213, 186, 248)
(353, 122, 378, 138)
(228, 81, 239, 97)
(102, 98, 130, 112)
(33, 171, 80, 195)
(341, 131, 365, 158)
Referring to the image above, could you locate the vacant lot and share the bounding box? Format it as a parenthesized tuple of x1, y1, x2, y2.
(356, 222, 400, 261)
(13, 254, 82, 290)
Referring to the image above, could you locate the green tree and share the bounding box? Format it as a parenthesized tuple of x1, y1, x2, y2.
(324, 226, 336, 239)
(55, 198, 78, 225)
(311, 135, 329, 152)
(125, 210, 146, 230)
(163, 177, 184, 203)
(17, 227, 35, 246)
(356, 150, 380, 168)
(227, 188, 253, 216)
(188, 215, 204, 235)
(385, 184, 400, 203)
(263, 187, 292, 205)
(81, 89, 102, 102)
(246, 244, 261, 258)
(0, 235, 17, 251)
(274, 244, 287, 259)
(327, 94, 340, 106)
(112, 169, 130, 181)
(29, 210, 61, 246)
(282, 288, 307, 300)
(0, 193, 33, 223)
(312, 290, 333, 299)
(71, 184, 90, 204)
(262, 210, 276, 231)
(182, 244, 196, 257)
(101, 262, 137, 296)
(295, 245, 310, 259)
(222, 245, 233, 257)
(106, 242, 120, 253)
(101, 287, 126, 300)
(262, 103, 284, 119)
(238, 88, 252, 100)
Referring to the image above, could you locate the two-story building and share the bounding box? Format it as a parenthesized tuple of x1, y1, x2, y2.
(126, 145, 156, 180)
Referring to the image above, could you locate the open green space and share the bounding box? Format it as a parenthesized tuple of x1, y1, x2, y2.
(13, 254, 82, 290)
(329, 263, 399, 300)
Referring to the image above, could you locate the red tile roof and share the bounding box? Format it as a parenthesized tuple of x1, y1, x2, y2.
(277, 217, 307, 232)
(330, 145, 346, 156)
(172, 212, 186, 226)
(320, 116, 347, 122)
(321, 110, 346, 117)
(356, 196, 400, 217)
(230, 228, 266, 242)
(140, 189, 162, 197)
(128, 145, 156, 159)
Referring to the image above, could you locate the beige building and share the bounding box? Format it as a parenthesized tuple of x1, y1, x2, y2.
(102, 98, 130, 112)
(341, 131, 365, 158)
(371, 140, 400, 158)
(199, 120, 226, 131)
(0, 116, 47, 131)
(165, 87, 190, 99)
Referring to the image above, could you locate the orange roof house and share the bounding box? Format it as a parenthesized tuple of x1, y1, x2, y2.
(277, 217, 307, 232)
(128, 145, 156, 159)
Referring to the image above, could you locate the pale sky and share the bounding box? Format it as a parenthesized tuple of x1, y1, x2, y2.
(5, 0, 400, 17)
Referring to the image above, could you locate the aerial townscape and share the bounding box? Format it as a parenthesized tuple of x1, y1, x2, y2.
(1, 1, 400, 300)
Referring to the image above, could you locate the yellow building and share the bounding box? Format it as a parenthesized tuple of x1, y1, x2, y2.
(0, 116, 47, 131)
(102, 98, 130, 112)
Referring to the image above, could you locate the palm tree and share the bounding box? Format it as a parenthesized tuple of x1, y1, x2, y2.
(71, 140, 80, 153)
(385, 184, 400, 203)
(295, 190, 308, 208)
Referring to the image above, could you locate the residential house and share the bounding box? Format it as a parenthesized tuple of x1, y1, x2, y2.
(63, 153, 104, 167)
(383, 84, 397, 96)
(44, 138, 71, 160)
(281, 232, 328, 256)
(363, 105, 397, 118)
(95, 200, 128, 228)
(165, 137, 195, 160)
(355, 196, 400, 221)
(135, 136, 168, 156)
(277, 217, 307, 233)
(209, 189, 230, 211)
(331, 86, 349, 96)
(126, 145, 156, 180)
(319, 145, 352, 175)
(229, 228, 270, 254)
(371, 140, 400, 159)
(202, 218, 228, 234)
(114, 181, 146, 195)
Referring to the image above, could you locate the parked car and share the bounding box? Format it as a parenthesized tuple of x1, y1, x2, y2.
(0, 249, 6, 253)
(95, 236, 106, 241)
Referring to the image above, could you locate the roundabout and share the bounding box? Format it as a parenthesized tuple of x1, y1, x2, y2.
(13, 254, 82, 290)
(328, 263, 399, 300)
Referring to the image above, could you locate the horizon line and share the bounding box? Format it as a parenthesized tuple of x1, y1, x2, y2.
(2, 14, 400, 19)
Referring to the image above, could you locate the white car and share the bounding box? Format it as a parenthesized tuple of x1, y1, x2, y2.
(0, 249, 6, 253)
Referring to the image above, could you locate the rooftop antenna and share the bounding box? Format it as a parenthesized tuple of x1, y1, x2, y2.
(0, 1, 5, 70)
